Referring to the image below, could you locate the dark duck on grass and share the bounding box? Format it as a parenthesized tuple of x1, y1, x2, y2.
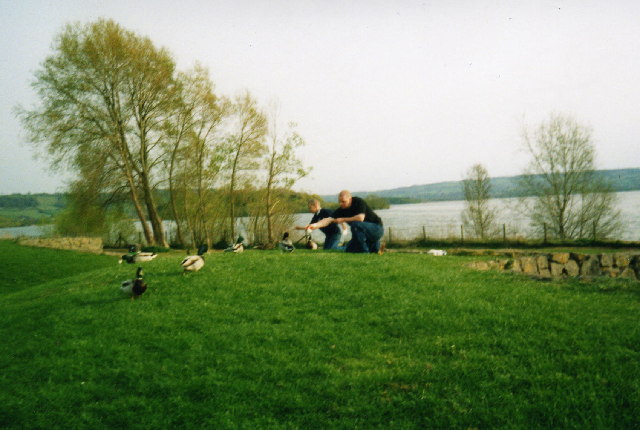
(121, 267, 148, 299)
(279, 232, 295, 252)
(182, 244, 208, 273)
(119, 245, 138, 264)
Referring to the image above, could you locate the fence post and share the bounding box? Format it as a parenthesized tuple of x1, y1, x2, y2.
(502, 224, 506, 243)
(543, 223, 548, 244)
(422, 225, 427, 241)
(388, 227, 392, 245)
(460, 225, 464, 244)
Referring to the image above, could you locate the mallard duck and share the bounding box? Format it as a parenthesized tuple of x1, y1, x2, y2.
(305, 233, 318, 250)
(279, 232, 294, 252)
(224, 236, 244, 253)
(119, 245, 157, 264)
(120, 267, 147, 299)
(119, 245, 138, 264)
(181, 244, 208, 272)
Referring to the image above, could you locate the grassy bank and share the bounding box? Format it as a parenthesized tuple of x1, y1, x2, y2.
(1, 240, 638, 428)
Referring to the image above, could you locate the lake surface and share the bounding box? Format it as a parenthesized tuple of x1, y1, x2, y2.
(0, 224, 52, 239)
(2, 191, 638, 242)
(296, 190, 640, 242)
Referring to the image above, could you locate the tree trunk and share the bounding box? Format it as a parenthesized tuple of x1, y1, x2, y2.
(120, 145, 154, 245)
(140, 171, 168, 247)
(265, 186, 273, 244)
(168, 144, 185, 247)
(128, 184, 153, 245)
(168, 183, 185, 246)
(229, 152, 240, 241)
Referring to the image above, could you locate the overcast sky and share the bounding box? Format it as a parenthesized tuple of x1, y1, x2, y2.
(1, 0, 638, 196)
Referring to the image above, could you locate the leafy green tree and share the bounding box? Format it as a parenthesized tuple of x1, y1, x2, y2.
(462, 164, 497, 240)
(519, 114, 621, 240)
(54, 179, 108, 237)
(362, 195, 390, 210)
(19, 19, 177, 246)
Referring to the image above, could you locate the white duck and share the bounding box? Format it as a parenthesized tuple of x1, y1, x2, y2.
(427, 249, 447, 256)
(120, 267, 148, 299)
(181, 244, 208, 273)
(279, 232, 295, 252)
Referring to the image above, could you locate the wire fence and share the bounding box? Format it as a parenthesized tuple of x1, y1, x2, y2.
(382, 223, 531, 244)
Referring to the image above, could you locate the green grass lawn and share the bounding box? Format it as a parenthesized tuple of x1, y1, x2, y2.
(1, 240, 638, 429)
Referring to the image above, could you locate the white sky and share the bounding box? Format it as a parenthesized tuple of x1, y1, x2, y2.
(1, 0, 639, 196)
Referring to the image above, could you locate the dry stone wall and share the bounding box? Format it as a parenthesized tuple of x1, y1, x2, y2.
(468, 251, 640, 281)
(18, 237, 103, 254)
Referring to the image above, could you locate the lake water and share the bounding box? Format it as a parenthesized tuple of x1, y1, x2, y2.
(2, 191, 638, 242)
(0, 224, 53, 239)
(296, 190, 640, 242)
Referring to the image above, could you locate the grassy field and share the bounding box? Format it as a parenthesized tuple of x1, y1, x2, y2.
(1, 240, 638, 429)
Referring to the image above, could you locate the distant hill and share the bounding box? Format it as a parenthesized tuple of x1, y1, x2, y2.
(322, 168, 640, 203)
(0, 193, 66, 228)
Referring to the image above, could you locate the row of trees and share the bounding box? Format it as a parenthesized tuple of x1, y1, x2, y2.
(462, 114, 622, 241)
(0, 194, 39, 208)
(19, 19, 309, 248)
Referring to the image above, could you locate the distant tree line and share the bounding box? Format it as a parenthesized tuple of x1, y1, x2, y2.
(19, 19, 310, 248)
(0, 195, 38, 209)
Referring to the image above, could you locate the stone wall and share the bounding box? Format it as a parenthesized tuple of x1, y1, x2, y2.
(18, 237, 103, 254)
(468, 251, 640, 281)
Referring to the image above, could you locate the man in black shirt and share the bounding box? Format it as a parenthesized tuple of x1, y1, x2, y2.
(295, 199, 344, 250)
(306, 190, 384, 254)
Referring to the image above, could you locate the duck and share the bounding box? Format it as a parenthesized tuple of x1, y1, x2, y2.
(427, 249, 447, 256)
(182, 244, 208, 272)
(119, 245, 158, 264)
(119, 245, 138, 264)
(133, 251, 158, 262)
(279, 232, 295, 252)
(304, 233, 318, 250)
(120, 267, 148, 299)
(224, 236, 244, 253)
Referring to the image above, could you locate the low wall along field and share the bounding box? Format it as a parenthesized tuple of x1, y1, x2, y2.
(17, 237, 103, 254)
(467, 250, 640, 281)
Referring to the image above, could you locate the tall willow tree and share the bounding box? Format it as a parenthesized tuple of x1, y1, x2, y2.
(19, 19, 177, 246)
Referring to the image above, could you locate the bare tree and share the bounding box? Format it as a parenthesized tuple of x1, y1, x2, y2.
(263, 107, 309, 244)
(166, 65, 227, 247)
(219, 92, 267, 240)
(461, 163, 497, 240)
(19, 19, 176, 246)
(519, 114, 621, 240)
